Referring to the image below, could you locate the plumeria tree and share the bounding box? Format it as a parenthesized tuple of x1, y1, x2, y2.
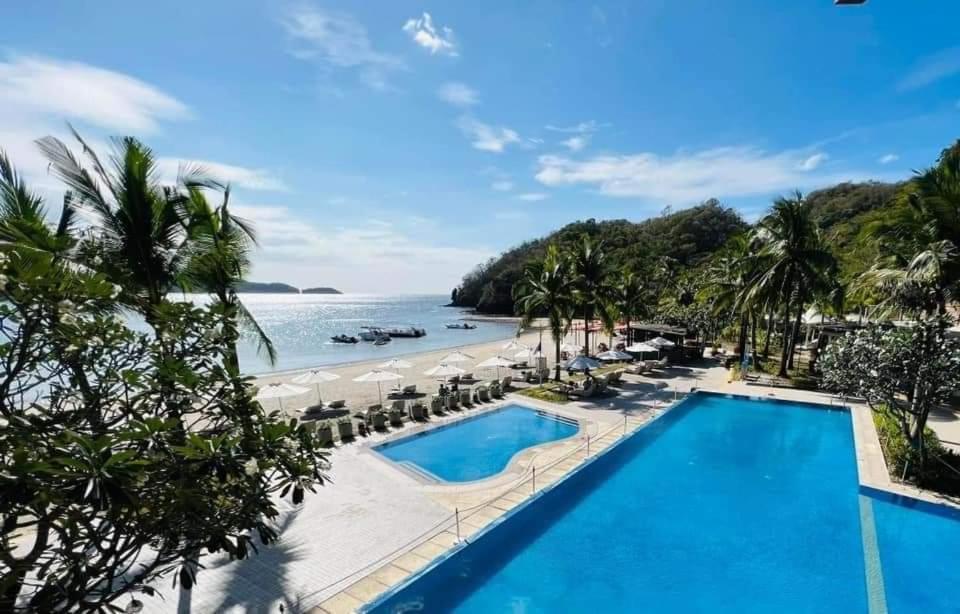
(820, 317, 960, 467)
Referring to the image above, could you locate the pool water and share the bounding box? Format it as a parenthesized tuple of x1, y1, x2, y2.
(369, 394, 870, 612)
(374, 405, 579, 482)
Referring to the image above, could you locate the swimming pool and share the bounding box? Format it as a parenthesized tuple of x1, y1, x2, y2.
(373, 404, 579, 482)
(366, 392, 960, 612)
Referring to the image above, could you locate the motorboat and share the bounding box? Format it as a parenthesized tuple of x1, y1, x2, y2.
(358, 327, 385, 341)
(374, 336, 391, 346)
(330, 334, 359, 344)
(382, 326, 427, 338)
(446, 322, 477, 330)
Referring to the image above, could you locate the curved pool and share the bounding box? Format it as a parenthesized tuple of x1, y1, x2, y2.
(373, 404, 579, 482)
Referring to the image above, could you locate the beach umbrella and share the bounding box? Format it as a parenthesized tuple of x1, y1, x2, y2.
(649, 336, 676, 348)
(353, 369, 403, 406)
(596, 350, 633, 362)
(561, 343, 582, 355)
(563, 355, 602, 372)
(423, 363, 466, 379)
(291, 369, 340, 405)
(502, 339, 528, 352)
(378, 358, 413, 377)
(514, 348, 543, 361)
(626, 342, 659, 354)
(440, 350, 475, 363)
(476, 355, 516, 379)
(256, 382, 310, 411)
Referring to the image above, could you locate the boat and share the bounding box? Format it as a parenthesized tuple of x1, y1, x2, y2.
(330, 334, 359, 344)
(446, 322, 477, 330)
(361, 325, 427, 339)
(374, 336, 391, 346)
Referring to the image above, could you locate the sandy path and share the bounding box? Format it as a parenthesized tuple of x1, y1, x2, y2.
(253, 324, 562, 413)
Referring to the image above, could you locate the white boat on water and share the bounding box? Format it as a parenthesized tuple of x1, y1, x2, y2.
(360, 325, 426, 339)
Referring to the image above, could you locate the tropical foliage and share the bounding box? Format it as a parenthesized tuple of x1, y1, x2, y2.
(0, 135, 327, 611)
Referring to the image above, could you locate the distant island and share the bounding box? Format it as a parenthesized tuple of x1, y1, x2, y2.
(236, 281, 300, 294)
(302, 287, 343, 295)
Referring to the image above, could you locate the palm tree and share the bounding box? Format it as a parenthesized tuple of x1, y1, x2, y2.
(514, 244, 574, 382)
(753, 192, 835, 377)
(608, 267, 650, 346)
(858, 141, 960, 319)
(0, 150, 76, 256)
(568, 236, 611, 355)
(180, 182, 276, 373)
(36, 129, 189, 324)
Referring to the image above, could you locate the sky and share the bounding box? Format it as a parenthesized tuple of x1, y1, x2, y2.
(3, 1, 960, 293)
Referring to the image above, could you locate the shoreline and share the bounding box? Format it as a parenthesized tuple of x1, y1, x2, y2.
(253, 321, 553, 412)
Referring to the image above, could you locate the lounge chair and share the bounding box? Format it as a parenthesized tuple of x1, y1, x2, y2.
(371, 411, 387, 431)
(391, 399, 406, 412)
(459, 389, 472, 407)
(430, 395, 444, 416)
(445, 394, 459, 412)
(327, 399, 346, 409)
(477, 385, 491, 403)
(501, 376, 512, 390)
(608, 370, 623, 385)
(388, 407, 405, 427)
(410, 401, 428, 421)
(489, 380, 503, 398)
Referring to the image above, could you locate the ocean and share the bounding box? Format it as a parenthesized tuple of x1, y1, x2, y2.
(213, 293, 516, 374)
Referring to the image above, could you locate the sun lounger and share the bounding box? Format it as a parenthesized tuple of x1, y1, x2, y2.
(430, 395, 443, 416)
(327, 399, 346, 409)
(459, 389, 472, 407)
(372, 411, 387, 431)
(391, 400, 406, 412)
(501, 376, 512, 390)
(410, 401, 427, 421)
(388, 407, 405, 426)
(489, 380, 502, 398)
(477, 385, 491, 403)
(445, 394, 459, 412)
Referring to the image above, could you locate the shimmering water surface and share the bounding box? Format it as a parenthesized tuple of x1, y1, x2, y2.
(201, 294, 514, 374)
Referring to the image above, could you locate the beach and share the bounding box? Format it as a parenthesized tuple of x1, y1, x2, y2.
(253, 324, 554, 412)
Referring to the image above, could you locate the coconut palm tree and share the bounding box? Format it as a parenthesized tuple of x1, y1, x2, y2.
(514, 244, 574, 382)
(608, 267, 650, 346)
(753, 192, 836, 377)
(568, 235, 611, 355)
(858, 141, 960, 319)
(180, 182, 276, 373)
(36, 129, 189, 324)
(0, 150, 77, 256)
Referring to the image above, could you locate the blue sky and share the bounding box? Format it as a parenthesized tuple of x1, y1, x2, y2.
(3, 1, 959, 293)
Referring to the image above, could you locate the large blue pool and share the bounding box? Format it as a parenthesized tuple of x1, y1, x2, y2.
(373, 404, 579, 482)
(367, 392, 960, 613)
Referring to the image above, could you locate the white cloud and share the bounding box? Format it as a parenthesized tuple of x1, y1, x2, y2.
(157, 158, 288, 192)
(491, 180, 514, 191)
(544, 120, 607, 134)
(438, 82, 478, 107)
(561, 136, 589, 152)
(516, 192, 549, 201)
(898, 46, 960, 92)
(878, 153, 899, 165)
(402, 13, 458, 56)
(457, 116, 520, 153)
(281, 4, 404, 90)
(231, 203, 491, 293)
(535, 146, 874, 203)
(798, 152, 828, 171)
(0, 55, 188, 134)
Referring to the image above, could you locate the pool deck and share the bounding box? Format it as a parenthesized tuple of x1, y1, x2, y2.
(141, 358, 960, 613)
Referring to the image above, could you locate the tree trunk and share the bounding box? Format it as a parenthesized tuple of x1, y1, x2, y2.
(554, 334, 562, 382)
(750, 315, 758, 366)
(778, 274, 794, 378)
(763, 303, 775, 358)
(787, 300, 804, 371)
(736, 315, 748, 358)
(583, 307, 591, 355)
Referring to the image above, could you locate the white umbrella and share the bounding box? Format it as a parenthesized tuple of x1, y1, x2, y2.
(596, 350, 633, 362)
(564, 355, 602, 372)
(502, 339, 528, 352)
(256, 382, 310, 411)
(476, 355, 516, 379)
(626, 342, 659, 354)
(649, 336, 676, 348)
(423, 363, 466, 378)
(291, 369, 340, 405)
(353, 369, 403, 406)
(440, 350, 474, 363)
(561, 343, 582, 354)
(514, 348, 543, 361)
(378, 358, 413, 378)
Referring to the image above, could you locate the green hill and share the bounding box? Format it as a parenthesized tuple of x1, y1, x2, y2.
(452, 184, 903, 315)
(236, 281, 300, 293)
(451, 200, 747, 314)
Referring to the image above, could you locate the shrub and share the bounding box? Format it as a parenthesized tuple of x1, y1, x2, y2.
(874, 407, 960, 495)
